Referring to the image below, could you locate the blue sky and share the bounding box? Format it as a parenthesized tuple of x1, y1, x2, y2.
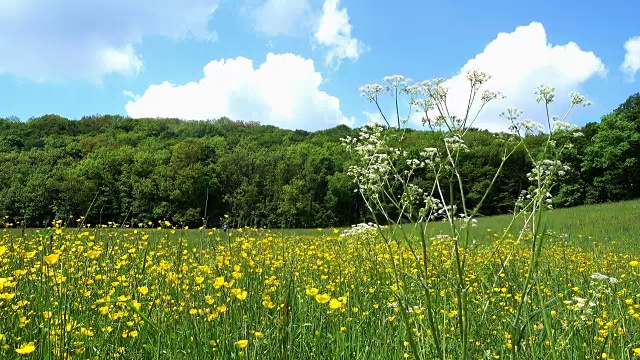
(0, 0, 639, 131)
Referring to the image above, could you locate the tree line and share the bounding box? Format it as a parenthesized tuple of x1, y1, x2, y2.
(0, 93, 638, 228)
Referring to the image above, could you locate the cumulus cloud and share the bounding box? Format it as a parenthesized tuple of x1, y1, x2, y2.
(0, 0, 218, 82)
(244, 0, 366, 69)
(313, 0, 366, 68)
(411, 22, 606, 132)
(125, 53, 351, 131)
(361, 111, 385, 127)
(246, 0, 313, 37)
(621, 36, 640, 82)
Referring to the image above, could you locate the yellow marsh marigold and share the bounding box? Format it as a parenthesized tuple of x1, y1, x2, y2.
(235, 340, 249, 349)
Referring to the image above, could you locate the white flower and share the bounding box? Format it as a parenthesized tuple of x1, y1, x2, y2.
(590, 273, 609, 282)
(535, 85, 556, 104)
(465, 69, 491, 86)
(359, 83, 386, 101)
(569, 91, 592, 107)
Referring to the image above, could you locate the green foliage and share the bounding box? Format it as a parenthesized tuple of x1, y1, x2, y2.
(1, 91, 639, 228)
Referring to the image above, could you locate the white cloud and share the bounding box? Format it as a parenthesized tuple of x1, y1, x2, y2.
(339, 116, 357, 127)
(247, 0, 313, 37)
(412, 22, 606, 132)
(243, 0, 366, 68)
(621, 36, 640, 82)
(122, 90, 140, 101)
(362, 111, 385, 126)
(0, 0, 218, 82)
(125, 53, 350, 131)
(313, 0, 366, 68)
(100, 45, 144, 77)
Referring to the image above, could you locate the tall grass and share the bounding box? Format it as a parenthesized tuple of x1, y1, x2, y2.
(1, 219, 639, 359)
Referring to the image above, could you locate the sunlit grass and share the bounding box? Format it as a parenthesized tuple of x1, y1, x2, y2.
(0, 200, 639, 359)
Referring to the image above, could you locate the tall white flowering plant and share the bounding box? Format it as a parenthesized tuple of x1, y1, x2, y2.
(341, 70, 591, 359)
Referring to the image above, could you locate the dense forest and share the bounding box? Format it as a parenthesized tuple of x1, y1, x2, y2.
(1, 93, 639, 229)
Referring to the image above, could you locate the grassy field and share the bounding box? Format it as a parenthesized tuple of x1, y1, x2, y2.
(5, 199, 640, 245)
(420, 199, 640, 253)
(1, 200, 639, 359)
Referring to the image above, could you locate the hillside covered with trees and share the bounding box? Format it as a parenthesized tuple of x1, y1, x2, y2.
(1, 93, 639, 228)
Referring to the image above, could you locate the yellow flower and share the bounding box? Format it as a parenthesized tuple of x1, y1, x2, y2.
(138, 286, 149, 295)
(86, 250, 101, 259)
(15, 342, 36, 355)
(213, 276, 225, 289)
(633, 348, 640, 357)
(235, 339, 249, 349)
(315, 294, 330, 304)
(43, 253, 60, 266)
(0, 293, 16, 300)
(234, 290, 248, 301)
(130, 330, 139, 337)
(630, 261, 639, 267)
(210, 340, 217, 347)
(329, 298, 343, 310)
(306, 288, 319, 296)
(254, 331, 264, 339)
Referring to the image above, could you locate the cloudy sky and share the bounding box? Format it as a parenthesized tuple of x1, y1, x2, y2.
(1, 0, 638, 131)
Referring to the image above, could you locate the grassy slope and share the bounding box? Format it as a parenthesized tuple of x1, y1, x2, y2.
(4, 199, 639, 250)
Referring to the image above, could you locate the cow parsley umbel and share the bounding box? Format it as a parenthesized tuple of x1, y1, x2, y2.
(343, 69, 592, 360)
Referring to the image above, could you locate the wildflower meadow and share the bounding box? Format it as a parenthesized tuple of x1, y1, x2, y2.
(1, 212, 640, 359)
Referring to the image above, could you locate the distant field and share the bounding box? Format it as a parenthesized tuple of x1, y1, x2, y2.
(420, 199, 640, 252)
(5, 199, 639, 250)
